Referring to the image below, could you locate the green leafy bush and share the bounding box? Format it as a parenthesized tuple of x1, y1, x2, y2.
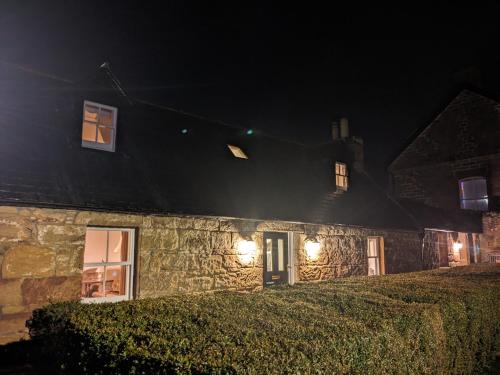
(29, 265, 500, 374)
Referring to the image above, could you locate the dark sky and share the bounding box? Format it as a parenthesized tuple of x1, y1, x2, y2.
(1, 1, 500, 182)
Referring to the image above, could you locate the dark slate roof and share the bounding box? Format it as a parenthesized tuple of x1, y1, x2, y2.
(397, 200, 482, 233)
(0, 65, 420, 231)
(389, 90, 500, 172)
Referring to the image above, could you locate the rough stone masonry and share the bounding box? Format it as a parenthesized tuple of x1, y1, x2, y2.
(0, 205, 425, 344)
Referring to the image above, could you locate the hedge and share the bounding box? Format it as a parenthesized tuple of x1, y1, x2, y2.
(28, 264, 500, 374)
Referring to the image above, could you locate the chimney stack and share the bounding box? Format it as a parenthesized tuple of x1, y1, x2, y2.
(331, 121, 340, 140)
(340, 117, 349, 139)
(330, 117, 364, 172)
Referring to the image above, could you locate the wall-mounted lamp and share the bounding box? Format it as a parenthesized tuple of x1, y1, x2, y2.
(304, 239, 321, 260)
(452, 241, 463, 253)
(237, 239, 257, 265)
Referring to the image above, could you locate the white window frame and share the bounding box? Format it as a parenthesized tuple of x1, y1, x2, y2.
(287, 232, 295, 285)
(335, 162, 349, 191)
(81, 227, 135, 304)
(82, 100, 118, 152)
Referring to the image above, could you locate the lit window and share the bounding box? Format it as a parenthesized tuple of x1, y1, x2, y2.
(459, 177, 488, 211)
(81, 228, 134, 303)
(335, 162, 348, 190)
(227, 144, 248, 159)
(82, 101, 118, 152)
(367, 237, 384, 276)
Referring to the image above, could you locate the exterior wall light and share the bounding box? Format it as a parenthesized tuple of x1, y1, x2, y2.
(304, 239, 321, 260)
(452, 241, 463, 253)
(237, 239, 257, 265)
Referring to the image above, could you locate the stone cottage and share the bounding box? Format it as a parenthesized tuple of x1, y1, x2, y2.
(389, 89, 500, 267)
(0, 65, 481, 344)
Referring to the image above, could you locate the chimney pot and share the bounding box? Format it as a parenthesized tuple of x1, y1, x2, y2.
(331, 122, 340, 140)
(340, 118, 349, 139)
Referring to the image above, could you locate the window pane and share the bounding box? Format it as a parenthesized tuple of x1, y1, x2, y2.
(266, 238, 273, 272)
(368, 239, 378, 257)
(82, 122, 97, 142)
(460, 178, 488, 211)
(97, 127, 112, 144)
(84, 230, 107, 263)
(107, 231, 128, 262)
(82, 266, 105, 298)
(105, 266, 127, 296)
(278, 239, 284, 271)
(460, 178, 487, 200)
(368, 258, 379, 276)
(100, 108, 114, 126)
(462, 198, 488, 211)
(84, 105, 99, 122)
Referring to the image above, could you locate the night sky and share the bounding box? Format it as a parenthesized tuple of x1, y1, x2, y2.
(1, 1, 500, 183)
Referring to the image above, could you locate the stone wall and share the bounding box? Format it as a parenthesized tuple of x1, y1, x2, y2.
(296, 225, 424, 281)
(422, 230, 440, 270)
(0, 205, 425, 344)
(391, 154, 500, 211)
(0, 206, 82, 344)
(480, 212, 500, 262)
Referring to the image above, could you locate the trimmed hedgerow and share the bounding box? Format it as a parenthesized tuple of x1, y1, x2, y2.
(29, 265, 500, 374)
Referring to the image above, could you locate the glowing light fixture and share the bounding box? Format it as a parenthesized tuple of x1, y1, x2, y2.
(246, 128, 254, 135)
(237, 239, 257, 264)
(181, 128, 188, 134)
(304, 239, 321, 260)
(452, 241, 463, 253)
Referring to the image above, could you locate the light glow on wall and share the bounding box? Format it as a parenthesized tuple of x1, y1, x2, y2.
(452, 241, 463, 253)
(237, 239, 257, 264)
(304, 240, 321, 260)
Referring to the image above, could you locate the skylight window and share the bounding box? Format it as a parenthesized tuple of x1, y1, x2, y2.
(82, 101, 118, 152)
(227, 144, 248, 159)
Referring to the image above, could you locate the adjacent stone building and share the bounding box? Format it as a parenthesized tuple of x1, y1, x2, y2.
(0, 67, 483, 344)
(389, 89, 500, 267)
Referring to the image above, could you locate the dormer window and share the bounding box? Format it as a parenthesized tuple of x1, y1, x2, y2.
(335, 162, 348, 190)
(82, 101, 118, 152)
(227, 144, 248, 159)
(459, 177, 488, 211)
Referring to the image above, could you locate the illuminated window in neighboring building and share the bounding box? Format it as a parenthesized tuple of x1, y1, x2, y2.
(227, 144, 248, 159)
(335, 162, 348, 190)
(459, 177, 488, 211)
(82, 101, 118, 152)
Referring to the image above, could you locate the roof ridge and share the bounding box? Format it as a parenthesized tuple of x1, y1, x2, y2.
(458, 88, 500, 106)
(388, 88, 499, 171)
(133, 97, 307, 147)
(4, 60, 308, 147)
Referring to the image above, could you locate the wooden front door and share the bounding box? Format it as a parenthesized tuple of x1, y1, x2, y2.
(263, 232, 288, 286)
(467, 233, 475, 264)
